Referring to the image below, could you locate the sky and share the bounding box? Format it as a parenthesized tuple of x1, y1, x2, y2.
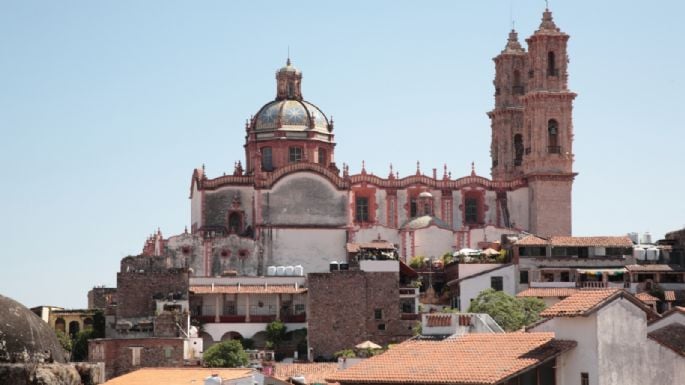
(1, 1, 684, 309)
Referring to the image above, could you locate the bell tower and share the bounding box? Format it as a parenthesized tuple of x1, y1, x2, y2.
(489, 29, 527, 181)
(522, 8, 577, 236)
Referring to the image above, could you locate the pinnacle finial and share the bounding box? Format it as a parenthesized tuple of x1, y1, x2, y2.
(538, 6, 558, 31)
(502, 29, 524, 53)
(471, 161, 476, 176)
(416, 161, 421, 176)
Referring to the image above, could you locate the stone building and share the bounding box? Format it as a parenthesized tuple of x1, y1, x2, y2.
(136, 8, 577, 280)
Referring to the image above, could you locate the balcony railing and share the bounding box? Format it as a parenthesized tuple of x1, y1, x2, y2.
(548, 146, 561, 154)
(194, 313, 306, 324)
(400, 313, 421, 321)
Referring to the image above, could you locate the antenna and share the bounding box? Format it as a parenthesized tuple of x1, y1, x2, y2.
(545, 0, 549, 10)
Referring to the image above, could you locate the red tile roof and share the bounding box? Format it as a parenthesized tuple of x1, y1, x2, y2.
(327, 333, 576, 385)
(549, 236, 633, 247)
(346, 241, 395, 253)
(625, 264, 685, 272)
(648, 323, 685, 357)
(516, 288, 578, 298)
(515, 235, 548, 246)
(273, 363, 340, 384)
(665, 291, 676, 301)
(190, 284, 306, 294)
(515, 235, 633, 247)
(635, 292, 659, 303)
(103, 368, 253, 385)
(425, 314, 452, 327)
(540, 289, 622, 317)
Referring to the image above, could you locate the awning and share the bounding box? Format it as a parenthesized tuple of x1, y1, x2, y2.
(577, 268, 626, 276)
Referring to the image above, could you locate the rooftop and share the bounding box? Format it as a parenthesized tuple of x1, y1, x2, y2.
(539, 289, 656, 319)
(327, 333, 575, 385)
(515, 235, 633, 248)
(272, 363, 340, 385)
(103, 368, 253, 385)
(190, 284, 306, 295)
(648, 323, 685, 357)
(625, 264, 685, 272)
(516, 287, 578, 298)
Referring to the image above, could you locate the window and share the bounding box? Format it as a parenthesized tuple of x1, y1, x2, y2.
(548, 120, 560, 153)
(465, 198, 478, 224)
(547, 51, 558, 76)
(514, 134, 524, 166)
(410, 198, 418, 218)
(228, 212, 241, 234)
(374, 308, 383, 320)
(288, 147, 302, 163)
(581, 372, 589, 385)
(560, 271, 570, 282)
(519, 270, 529, 284)
(512, 70, 524, 95)
(224, 301, 236, 315)
(542, 272, 555, 282)
(318, 148, 327, 165)
(377, 323, 386, 331)
(130, 347, 142, 366)
(355, 197, 369, 223)
(164, 347, 172, 358)
(261, 147, 273, 170)
(491, 276, 503, 291)
(294, 304, 306, 314)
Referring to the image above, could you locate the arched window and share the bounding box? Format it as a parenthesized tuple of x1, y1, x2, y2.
(514, 134, 524, 166)
(547, 52, 557, 76)
(318, 148, 327, 165)
(55, 318, 66, 333)
(228, 212, 242, 234)
(465, 198, 479, 224)
(513, 70, 523, 95)
(261, 147, 273, 171)
(69, 320, 80, 338)
(548, 120, 560, 153)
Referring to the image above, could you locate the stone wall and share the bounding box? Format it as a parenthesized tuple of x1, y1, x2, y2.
(88, 338, 183, 380)
(116, 269, 188, 318)
(88, 288, 117, 310)
(307, 271, 414, 359)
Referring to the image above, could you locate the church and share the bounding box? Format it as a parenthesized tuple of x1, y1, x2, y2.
(141, 9, 576, 278)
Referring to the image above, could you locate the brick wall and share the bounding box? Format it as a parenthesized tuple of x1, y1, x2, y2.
(88, 337, 184, 380)
(307, 271, 414, 359)
(116, 269, 189, 318)
(88, 287, 117, 310)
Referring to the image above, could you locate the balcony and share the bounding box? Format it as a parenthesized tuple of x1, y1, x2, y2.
(194, 313, 306, 324)
(548, 146, 561, 154)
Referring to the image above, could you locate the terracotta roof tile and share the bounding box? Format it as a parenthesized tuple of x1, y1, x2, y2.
(539, 289, 621, 317)
(648, 323, 685, 357)
(516, 288, 578, 298)
(625, 264, 685, 272)
(273, 363, 340, 384)
(190, 284, 306, 294)
(665, 291, 676, 301)
(635, 292, 659, 303)
(515, 236, 633, 248)
(426, 314, 452, 327)
(515, 235, 548, 246)
(327, 333, 576, 385)
(549, 236, 633, 247)
(103, 368, 253, 385)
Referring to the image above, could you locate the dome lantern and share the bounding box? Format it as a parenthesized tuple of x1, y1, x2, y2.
(276, 58, 303, 101)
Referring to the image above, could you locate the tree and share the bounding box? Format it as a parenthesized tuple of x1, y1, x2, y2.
(467, 289, 545, 331)
(203, 340, 249, 368)
(265, 320, 287, 349)
(55, 330, 72, 357)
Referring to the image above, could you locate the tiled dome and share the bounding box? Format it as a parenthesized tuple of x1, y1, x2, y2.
(254, 99, 330, 133)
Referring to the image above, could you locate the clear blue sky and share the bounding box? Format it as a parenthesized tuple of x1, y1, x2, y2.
(1, 1, 684, 308)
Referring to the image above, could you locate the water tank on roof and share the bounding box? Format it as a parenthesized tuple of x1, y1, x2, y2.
(634, 247, 646, 261)
(641, 232, 653, 245)
(267, 266, 277, 276)
(276, 266, 286, 276)
(329, 261, 339, 272)
(646, 248, 659, 261)
(628, 232, 639, 244)
(294, 265, 304, 276)
(285, 266, 295, 276)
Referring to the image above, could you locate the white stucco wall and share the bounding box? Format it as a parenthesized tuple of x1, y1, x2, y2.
(204, 322, 307, 343)
(452, 190, 463, 230)
(270, 228, 347, 272)
(458, 264, 516, 311)
(484, 190, 498, 225)
(413, 226, 454, 258)
(354, 226, 400, 245)
(530, 315, 599, 385)
(191, 184, 202, 229)
(459, 264, 506, 279)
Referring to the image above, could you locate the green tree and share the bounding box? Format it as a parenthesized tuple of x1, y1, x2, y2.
(265, 321, 287, 349)
(71, 330, 94, 361)
(203, 340, 249, 368)
(55, 330, 72, 356)
(467, 289, 545, 331)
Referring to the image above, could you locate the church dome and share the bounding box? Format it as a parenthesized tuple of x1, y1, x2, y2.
(0, 294, 66, 363)
(254, 99, 330, 132)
